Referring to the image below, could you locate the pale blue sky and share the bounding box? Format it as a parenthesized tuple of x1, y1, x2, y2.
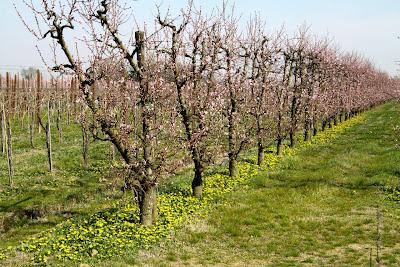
(1, 0, 400, 75)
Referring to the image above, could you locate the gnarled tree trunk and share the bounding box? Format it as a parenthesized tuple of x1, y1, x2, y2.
(137, 182, 157, 226)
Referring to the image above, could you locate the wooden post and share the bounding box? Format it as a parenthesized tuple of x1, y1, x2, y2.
(36, 71, 42, 134)
(1, 102, 5, 155)
(29, 107, 34, 149)
(81, 120, 89, 168)
(376, 208, 381, 266)
(46, 100, 53, 172)
(57, 99, 62, 143)
(3, 104, 13, 187)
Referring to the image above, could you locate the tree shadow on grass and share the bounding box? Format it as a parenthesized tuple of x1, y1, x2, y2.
(252, 170, 386, 192)
(0, 197, 33, 213)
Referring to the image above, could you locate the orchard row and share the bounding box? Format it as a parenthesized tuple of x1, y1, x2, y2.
(6, 0, 399, 225)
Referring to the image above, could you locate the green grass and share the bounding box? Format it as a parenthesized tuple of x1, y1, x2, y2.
(1, 102, 399, 266)
(130, 102, 400, 266)
(0, 116, 126, 249)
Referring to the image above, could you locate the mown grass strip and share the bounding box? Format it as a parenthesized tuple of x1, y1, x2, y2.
(132, 102, 399, 266)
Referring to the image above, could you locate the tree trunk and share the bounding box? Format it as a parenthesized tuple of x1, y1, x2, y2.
(289, 131, 295, 147)
(227, 109, 238, 177)
(304, 117, 311, 142)
(304, 128, 309, 142)
(225, 49, 241, 179)
(276, 137, 282, 156)
(192, 160, 204, 198)
(175, 73, 204, 197)
(138, 183, 157, 226)
(322, 119, 327, 131)
(136, 30, 158, 225)
(257, 141, 264, 166)
(229, 153, 238, 178)
(313, 126, 318, 136)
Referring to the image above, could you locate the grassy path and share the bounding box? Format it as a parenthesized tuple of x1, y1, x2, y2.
(134, 102, 400, 266)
